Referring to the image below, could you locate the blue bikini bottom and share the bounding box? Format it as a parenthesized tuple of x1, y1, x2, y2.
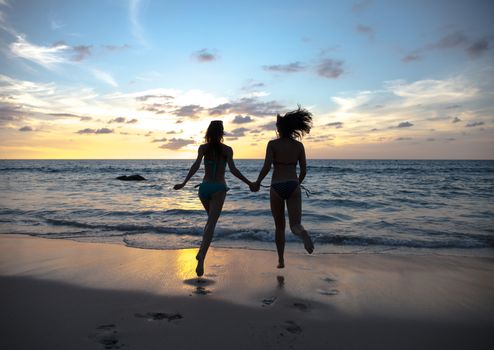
(198, 182, 229, 200)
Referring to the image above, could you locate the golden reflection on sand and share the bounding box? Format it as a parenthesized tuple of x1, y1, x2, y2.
(175, 248, 199, 280)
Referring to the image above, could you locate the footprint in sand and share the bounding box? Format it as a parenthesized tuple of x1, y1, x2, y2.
(321, 276, 337, 283)
(135, 312, 183, 322)
(284, 320, 302, 334)
(93, 324, 121, 349)
(292, 302, 309, 312)
(317, 288, 339, 296)
(262, 296, 277, 307)
(193, 286, 211, 295)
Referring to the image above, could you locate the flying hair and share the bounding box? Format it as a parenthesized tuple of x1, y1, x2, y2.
(276, 105, 312, 139)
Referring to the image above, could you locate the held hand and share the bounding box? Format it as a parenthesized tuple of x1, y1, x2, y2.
(250, 181, 260, 192)
(173, 183, 185, 190)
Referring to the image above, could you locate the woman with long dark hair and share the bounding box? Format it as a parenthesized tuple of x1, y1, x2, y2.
(252, 107, 314, 268)
(174, 120, 252, 276)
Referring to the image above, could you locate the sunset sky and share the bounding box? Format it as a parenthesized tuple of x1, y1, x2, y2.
(0, 0, 493, 159)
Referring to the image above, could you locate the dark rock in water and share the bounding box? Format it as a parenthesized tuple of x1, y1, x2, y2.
(116, 174, 146, 181)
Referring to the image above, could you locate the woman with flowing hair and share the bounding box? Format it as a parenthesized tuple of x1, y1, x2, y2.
(174, 120, 252, 276)
(252, 106, 314, 268)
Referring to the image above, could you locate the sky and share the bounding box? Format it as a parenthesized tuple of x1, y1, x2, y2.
(0, 0, 493, 159)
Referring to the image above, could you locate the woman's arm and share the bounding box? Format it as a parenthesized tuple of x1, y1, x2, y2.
(226, 147, 252, 186)
(254, 141, 273, 187)
(298, 143, 307, 184)
(173, 145, 204, 190)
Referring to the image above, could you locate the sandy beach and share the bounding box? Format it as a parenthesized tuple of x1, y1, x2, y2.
(1, 234, 493, 349)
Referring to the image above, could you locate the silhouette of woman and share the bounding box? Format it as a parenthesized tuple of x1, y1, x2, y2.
(174, 120, 252, 276)
(252, 107, 314, 268)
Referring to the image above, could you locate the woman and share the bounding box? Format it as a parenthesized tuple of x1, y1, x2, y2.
(252, 107, 314, 268)
(174, 120, 252, 276)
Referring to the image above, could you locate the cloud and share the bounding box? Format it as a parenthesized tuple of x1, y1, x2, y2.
(402, 53, 420, 63)
(352, 0, 372, 12)
(316, 59, 344, 79)
(50, 20, 65, 31)
(467, 38, 490, 57)
(327, 121, 343, 128)
(71, 45, 92, 61)
(9, 35, 69, 69)
(103, 44, 131, 51)
(192, 48, 218, 62)
(262, 62, 306, 73)
(129, 0, 147, 46)
(92, 69, 118, 87)
(18, 125, 33, 132)
(209, 97, 284, 117)
(158, 138, 195, 150)
(403, 31, 490, 62)
(136, 94, 174, 102)
(151, 137, 167, 143)
(241, 80, 265, 91)
(427, 31, 468, 50)
(452, 117, 461, 123)
(397, 121, 413, 128)
(173, 104, 204, 117)
(227, 127, 249, 137)
(465, 121, 484, 127)
(232, 115, 253, 124)
(109, 117, 126, 123)
(76, 128, 114, 134)
(127, 118, 138, 124)
(386, 78, 478, 104)
(395, 137, 412, 141)
(356, 25, 374, 40)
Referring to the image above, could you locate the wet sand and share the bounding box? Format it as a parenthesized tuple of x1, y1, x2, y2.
(1, 234, 493, 349)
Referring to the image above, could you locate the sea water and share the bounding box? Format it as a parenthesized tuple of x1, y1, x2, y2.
(1, 160, 493, 256)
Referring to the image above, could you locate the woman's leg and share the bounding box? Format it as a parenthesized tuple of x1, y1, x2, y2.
(286, 186, 314, 254)
(196, 191, 226, 276)
(270, 187, 286, 268)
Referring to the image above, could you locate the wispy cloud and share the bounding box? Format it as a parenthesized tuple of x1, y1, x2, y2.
(402, 31, 491, 62)
(316, 59, 344, 79)
(356, 25, 374, 40)
(467, 38, 490, 57)
(192, 48, 218, 62)
(158, 138, 195, 150)
(397, 121, 413, 128)
(327, 121, 343, 128)
(232, 115, 253, 124)
(92, 69, 118, 87)
(352, 0, 373, 13)
(465, 121, 484, 128)
(129, 0, 147, 46)
(262, 62, 306, 73)
(18, 125, 33, 132)
(208, 97, 285, 117)
(9, 35, 69, 69)
(76, 128, 114, 134)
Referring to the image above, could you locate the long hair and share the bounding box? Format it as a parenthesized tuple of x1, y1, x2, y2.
(276, 105, 312, 139)
(204, 120, 224, 157)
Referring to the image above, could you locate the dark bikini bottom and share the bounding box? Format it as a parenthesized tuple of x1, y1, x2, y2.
(271, 181, 300, 200)
(198, 182, 229, 200)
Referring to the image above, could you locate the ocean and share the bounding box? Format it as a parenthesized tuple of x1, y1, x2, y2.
(1, 159, 493, 256)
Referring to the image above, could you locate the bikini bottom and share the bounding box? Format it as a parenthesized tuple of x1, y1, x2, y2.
(271, 181, 299, 200)
(198, 182, 229, 200)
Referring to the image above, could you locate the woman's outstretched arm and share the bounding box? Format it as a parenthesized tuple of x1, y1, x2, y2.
(173, 145, 205, 190)
(298, 143, 307, 184)
(254, 141, 273, 189)
(226, 147, 252, 186)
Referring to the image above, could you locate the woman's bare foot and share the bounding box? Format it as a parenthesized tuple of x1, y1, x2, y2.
(196, 255, 204, 277)
(301, 231, 314, 254)
(277, 259, 285, 268)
